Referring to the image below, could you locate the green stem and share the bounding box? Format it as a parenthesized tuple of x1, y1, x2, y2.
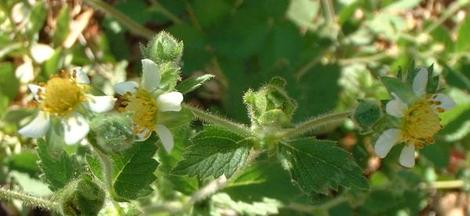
(183, 104, 252, 136)
(0, 187, 60, 212)
(84, 0, 155, 39)
(281, 111, 351, 139)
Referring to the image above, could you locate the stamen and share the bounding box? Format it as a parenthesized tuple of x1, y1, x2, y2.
(40, 77, 86, 116)
(122, 89, 159, 133)
(400, 97, 442, 148)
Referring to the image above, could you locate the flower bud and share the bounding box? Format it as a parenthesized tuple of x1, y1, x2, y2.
(89, 113, 135, 153)
(244, 77, 297, 128)
(353, 99, 383, 131)
(60, 176, 105, 216)
(142, 31, 184, 63)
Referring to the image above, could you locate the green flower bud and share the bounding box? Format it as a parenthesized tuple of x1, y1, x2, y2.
(244, 77, 297, 128)
(60, 176, 105, 216)
(89, 113, 135, 154)
(352, 99, 383, 131)
(142, 31, 184, 63)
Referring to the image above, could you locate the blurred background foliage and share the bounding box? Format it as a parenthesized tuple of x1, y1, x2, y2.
(1, 0, 470, 215)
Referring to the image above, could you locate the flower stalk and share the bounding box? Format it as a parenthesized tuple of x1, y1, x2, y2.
(183, 104, 252, 136)
(281, 111, 351, 139)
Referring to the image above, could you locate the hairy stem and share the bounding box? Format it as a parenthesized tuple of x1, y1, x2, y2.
(84, 0, 155, 39)
(281, 111, 351, 139)
(0, 187, 60, 212)
(183, 104, 252, 136)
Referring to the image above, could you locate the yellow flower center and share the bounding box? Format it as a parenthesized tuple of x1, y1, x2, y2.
(41, 77, 86, 116)
(122, 88, 158, 134)
(400, 97, 442, 148)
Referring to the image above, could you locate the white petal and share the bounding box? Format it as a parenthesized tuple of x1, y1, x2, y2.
(15, 59, 34, 83)
(18, 111, 50, 138)
(31, 44, 54, 63)
(62, 113, 89, 145)
(28, 84, 44, 101)
(375, 129, 401, 158)
(73, 68, 90, 84)
(156, 124, 174, 152)
(114, 81, 138, 95)
(86, 95, 116, 113)
(141, 59, 160, 92)
(434, 93, 456, 111)
(412, 68, 428, 97)
(399, 145, 415, 168)
(386, 98, 407, 118)
(135, 128, 152, 141)
(11, 2, 29, 23)
(157, 92, 183, 112)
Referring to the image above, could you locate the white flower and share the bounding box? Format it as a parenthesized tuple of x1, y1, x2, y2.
(114, 59, 183, 152)
(374, 68, 456, 168)
(19, 69, 116, 145)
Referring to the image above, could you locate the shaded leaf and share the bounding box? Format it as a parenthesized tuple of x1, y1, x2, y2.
(111, 136, 159, 201)
(176, 74, 214, 94)
(280, 138, 368, 195)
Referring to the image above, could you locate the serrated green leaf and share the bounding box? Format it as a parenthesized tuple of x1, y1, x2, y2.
(111, 136, 159, 201)
(280, 139, 368, 195)
(37, 135, 77, 191)
(176, 74, 214, 94)
(380, 76, 416, 104)
(173, 126, 253, 179)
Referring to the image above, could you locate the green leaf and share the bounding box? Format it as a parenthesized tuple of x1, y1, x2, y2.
(280, 139, 368, 195)
(27, 2, 47, 37)
(111, 136, 159, 201)
(380, 76, 416, 104)
(456, 14, 470, 52)
(52, 6, 71, 46)
(173, 126, 253, 179)
(176, 74, 215, 94)
(37, 133, 77, 191)
(43, 48, 64, 77)
(0, 62, 19, 100)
